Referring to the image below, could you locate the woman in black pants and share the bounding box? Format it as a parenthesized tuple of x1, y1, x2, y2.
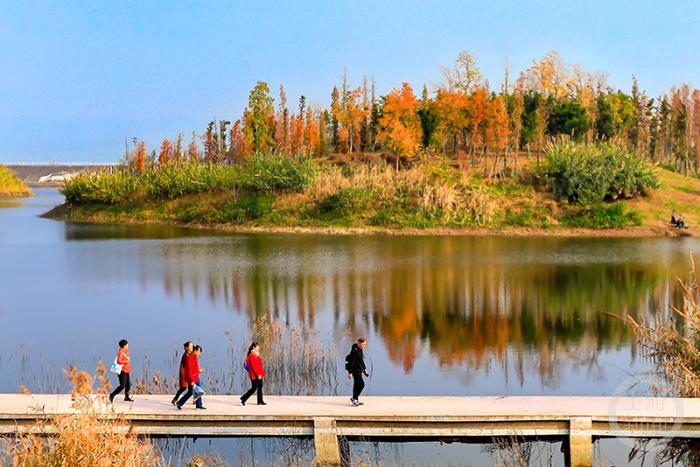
(171, 341, 193, 406)
(240, 341, 266, 406)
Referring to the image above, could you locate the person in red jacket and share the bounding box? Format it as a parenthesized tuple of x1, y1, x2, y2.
(109, 339, 133, 403)
(175, 347, 200, 410)
(240, 341, 266, 406)
(171, 341, 193, 406)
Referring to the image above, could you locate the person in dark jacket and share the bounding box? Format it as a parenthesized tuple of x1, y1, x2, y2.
(346, 338, 369, 406)
(171, 341, 193, 406)
(240, 341, 266, 406)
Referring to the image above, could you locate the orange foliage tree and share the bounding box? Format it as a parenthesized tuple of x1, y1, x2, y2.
(228, 119, 247, 161)
(333, 86, 368, 153)
(133, 141, 146, 173)
(433, 89, 469, 153)
(377, 83, 423, 157)
(487, 96, 510, 153)
(186, 132, 199, 160)
(158, 139, 173, 166)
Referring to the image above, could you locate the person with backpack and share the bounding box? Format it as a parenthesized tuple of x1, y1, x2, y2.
(175, 344, 200, 410)
(109, 339, 133, 403)
(192, 345, 206, 410)
(240, 341, 266, 406)
(345, 337, 369, 406)
(171, 341, 193, 406)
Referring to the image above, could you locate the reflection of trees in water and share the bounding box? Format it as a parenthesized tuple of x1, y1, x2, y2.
(147, 236, 689, 384)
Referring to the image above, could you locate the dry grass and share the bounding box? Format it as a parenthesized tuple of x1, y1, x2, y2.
(4, 362, 162, 466)
(627, 256, 700, 398)
(133, 319, 339, 397)
(247, 316, 339, 395)
(627, 255, 700, 465)
(308, 162, 499, 226)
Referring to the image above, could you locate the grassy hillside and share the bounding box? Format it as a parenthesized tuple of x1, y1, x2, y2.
(0, 165, 30, 198)
(629, 169, 700, 232)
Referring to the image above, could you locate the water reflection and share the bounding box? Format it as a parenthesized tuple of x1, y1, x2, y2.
(63, 229, 698, 390)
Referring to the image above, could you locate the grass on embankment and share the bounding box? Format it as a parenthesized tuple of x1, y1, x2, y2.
(627, 169, 700, 232)
(47, 148, 697, 235)
(0, 165, 30, 198)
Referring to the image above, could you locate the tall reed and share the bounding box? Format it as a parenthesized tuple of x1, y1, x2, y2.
(4, 362, 162, 466)
(627, 255, 700, 464)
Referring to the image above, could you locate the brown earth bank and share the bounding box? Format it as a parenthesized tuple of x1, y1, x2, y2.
(42, 203, 694, 238)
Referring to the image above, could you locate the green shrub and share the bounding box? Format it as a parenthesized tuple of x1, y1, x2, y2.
(62, 170, 139, 204)
(561, 203, 642, 229)
(316, 187, 373, 219)
(239, 153, 317, 193)
(143, 163, 239, 199)
(62, 153, 317, 205)
(228, 194, 273, 222)
(535, 142, 659, 204)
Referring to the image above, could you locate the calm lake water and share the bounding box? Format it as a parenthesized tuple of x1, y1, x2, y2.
(1, 188, 698, 465)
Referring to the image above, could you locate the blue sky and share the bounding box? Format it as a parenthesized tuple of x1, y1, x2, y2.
(1, 0, 698, 162)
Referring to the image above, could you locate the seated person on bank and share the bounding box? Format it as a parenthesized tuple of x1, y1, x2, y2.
(676, 215, 688, 229)
(670, 210, 678, 226)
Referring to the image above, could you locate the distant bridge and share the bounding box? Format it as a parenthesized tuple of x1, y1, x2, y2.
(1, 395, 699, 466)
(3, 163, 117, 187)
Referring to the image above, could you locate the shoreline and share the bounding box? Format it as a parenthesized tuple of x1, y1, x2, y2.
(43, 203, 694, 238)
(0, 191, 31, 199)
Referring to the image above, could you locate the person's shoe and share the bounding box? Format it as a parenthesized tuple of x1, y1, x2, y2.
(176, 404, 182, 410)
(351, 398, 360, 407)
(171, 399, 177, 406)
(240, 397, 245, 406)
(196, 406, 207, 410)
(124, 397, 134, 402)
(257, 402, 267, 405)
(108, 394, 114, 404)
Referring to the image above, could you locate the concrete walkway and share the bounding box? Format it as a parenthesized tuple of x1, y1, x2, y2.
(1, 394, 698, 420)
(1, 395, 699, 466)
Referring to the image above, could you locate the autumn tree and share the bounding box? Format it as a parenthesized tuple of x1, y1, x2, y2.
(631, 76, 651, 156)
(522, 50, 570, 98)
(440, 51, 484, 93)
(332, 72, 369, 154)
(377, 82, 423, 158)
(158, 138, 173, 166)
(330, 86, 340, 150)
(187, 132, 199, 160)
(173, 133, 184, 163)
(465, 87, 489, 155)
(318, 111, 328, 157)
(693, 90, 700, 169)
(508, 82, 524, 156)
(243, 81, 275, 153)
(275, 85, 290, 153)
(596, 92, 637, 140)
(134, 140, 146, 173)
(433, 89, 469, 154)
(228, 119, 247, 162)
(671, 85, 693, 172)
(305, 107, 319, 156)
(488, 97, 510, 151)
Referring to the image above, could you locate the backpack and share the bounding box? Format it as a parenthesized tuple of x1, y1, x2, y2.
(244, 357, 250, 372)
(344, 352, 352, 372)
